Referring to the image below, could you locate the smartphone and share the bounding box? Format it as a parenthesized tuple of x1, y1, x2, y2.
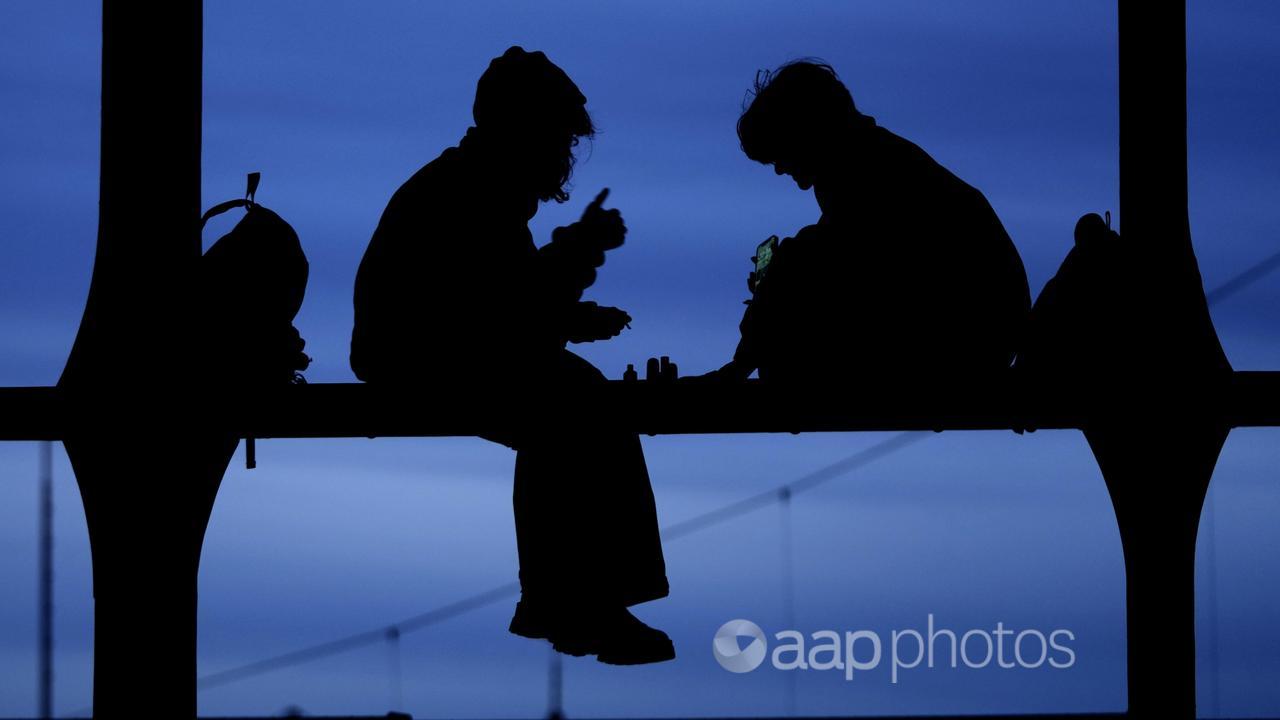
(754, 235, 778, 278)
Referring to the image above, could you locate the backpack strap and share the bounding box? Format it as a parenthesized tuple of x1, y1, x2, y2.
(200, 172, 262, 228)
(200, 172, 265, 470)
(245, 171, 260, 204)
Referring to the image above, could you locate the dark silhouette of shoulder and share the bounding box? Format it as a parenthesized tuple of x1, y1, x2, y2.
(739, 122, 1029, 381)
(352, 137, 548, 384)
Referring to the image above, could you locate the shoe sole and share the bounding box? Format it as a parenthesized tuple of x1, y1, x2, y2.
(515, 604, 675, 664)
(508, 619, 550, 641)
(597, 639, 676, 665)
(551, 635, 599, 657)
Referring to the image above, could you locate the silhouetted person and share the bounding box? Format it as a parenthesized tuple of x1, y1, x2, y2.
(351, 47, 672, 664)
(715, 61, 1030, 382)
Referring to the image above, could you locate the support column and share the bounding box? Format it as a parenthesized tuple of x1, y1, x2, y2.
(58, 2, 232, 717)
(1105, 3, 1232, 717)
(1089, 422, 1225, 718)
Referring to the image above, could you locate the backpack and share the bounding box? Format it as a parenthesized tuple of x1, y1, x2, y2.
(1016, 212, 1128, 382)
(1015, 211, 1229, 418)
(200, 172, 311, 387)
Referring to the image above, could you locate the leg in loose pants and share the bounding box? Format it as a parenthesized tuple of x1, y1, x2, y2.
(512, 350, 669, 609)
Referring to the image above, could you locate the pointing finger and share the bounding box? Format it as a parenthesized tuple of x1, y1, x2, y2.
(586, 187, 610, 213)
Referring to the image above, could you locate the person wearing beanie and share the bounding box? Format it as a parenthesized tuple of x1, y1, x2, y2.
(352, 47, 673, 665)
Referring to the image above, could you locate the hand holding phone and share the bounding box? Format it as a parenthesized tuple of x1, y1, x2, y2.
(748, 235, 779, 293)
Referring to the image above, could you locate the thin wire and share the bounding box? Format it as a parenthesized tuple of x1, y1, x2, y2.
(38, 441, 53, 720)
(197, 582, 518, 689)
(1196, 246, 1279, 713)
(197, 433, 923, 689)
(1206, 248, 1280, 305)
(1202, 488, 1221, 718)
(661, 432, 927, 541)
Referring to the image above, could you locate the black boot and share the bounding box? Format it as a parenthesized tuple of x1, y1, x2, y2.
(510, 598, 675, 664)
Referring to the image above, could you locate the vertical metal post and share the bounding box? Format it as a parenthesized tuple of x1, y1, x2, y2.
(778, 487, 797, 717)
(38, 441, 54, 720)
(1202, 487, 1221, 716)
(1119, 4, 1188, 246)
(386, 626, 404, 712)
(58, 2, 237, 718)
(547, 645, 564, 720)
(1107, 3, 1231, 718)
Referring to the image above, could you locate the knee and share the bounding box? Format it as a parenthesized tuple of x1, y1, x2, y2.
(557, 350, 608, 384)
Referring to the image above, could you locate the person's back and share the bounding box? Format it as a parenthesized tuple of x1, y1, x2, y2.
(728, 61, 1029, 383)
(352, 138, 553, 385)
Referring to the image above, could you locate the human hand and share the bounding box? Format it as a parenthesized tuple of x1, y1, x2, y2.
(565, 302, 632, 343)
(747, 235, 781, 293)
(573, 188, 626, 252)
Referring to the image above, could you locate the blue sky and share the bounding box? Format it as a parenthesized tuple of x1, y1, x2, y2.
(1, 1, 1279, 717)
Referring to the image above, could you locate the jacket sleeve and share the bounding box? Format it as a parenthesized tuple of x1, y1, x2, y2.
(535, 224, 605, 306)
(732, 227, 818, 374)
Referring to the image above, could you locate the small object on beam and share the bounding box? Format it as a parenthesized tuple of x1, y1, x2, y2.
(623, 363, 638, 382)
(645, 357, 660, 381)
(658, 356, 678, 382)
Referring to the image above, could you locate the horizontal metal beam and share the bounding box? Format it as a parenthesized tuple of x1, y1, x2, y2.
(1, 372, 1277, 442)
